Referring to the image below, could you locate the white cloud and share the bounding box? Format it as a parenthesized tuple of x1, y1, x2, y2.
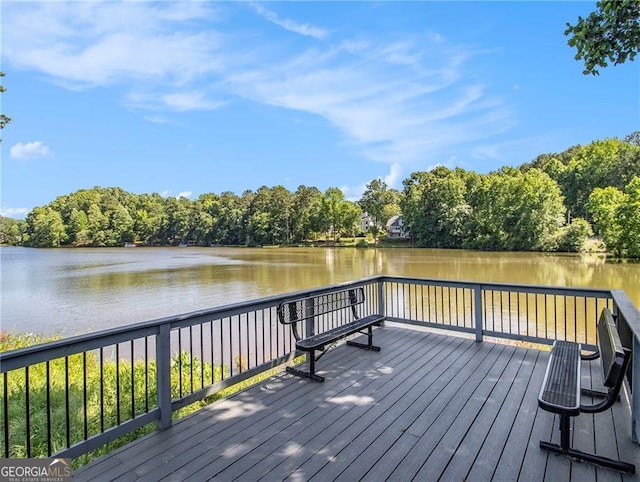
(3, 2, 515, 178)
(384, 163, 404, 188)
(10, 141, 53, 160)
(161, 92, 227, 112)
(0, 206, 30, 219)
(253, 4, 328, 40)
(177, 191, 192, 199)
(229, 37, 512, 169)
(143, 115, 171, 125)
(127, 91, 228, 112)
(2, 2, 225, 103)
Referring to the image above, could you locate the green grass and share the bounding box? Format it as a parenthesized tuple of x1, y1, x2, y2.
(0, 332, 282, 468)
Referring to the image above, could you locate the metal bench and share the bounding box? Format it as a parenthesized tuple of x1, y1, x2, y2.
(538, 308, 635, 473)
(277, 286, 384, 382)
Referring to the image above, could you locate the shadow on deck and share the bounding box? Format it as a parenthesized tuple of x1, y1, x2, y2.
(74, 323, 639, 481)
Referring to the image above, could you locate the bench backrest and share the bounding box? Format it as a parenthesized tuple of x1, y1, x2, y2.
(598, 308, 627, 388)
(277, 287, 365, 327)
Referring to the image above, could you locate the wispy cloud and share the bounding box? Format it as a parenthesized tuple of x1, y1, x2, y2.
(2, 2, 224, 90)
(229, 38, 512, 170)
(177, 191, 192, 199)
(126, 91, 228, 112)
(253, 4, 329, 40)
(3, 2, 514, 191)
(10, 141, 53, 160)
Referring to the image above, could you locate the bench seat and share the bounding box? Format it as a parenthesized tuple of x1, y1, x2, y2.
(296, 314, 384, 351)
(538, 340, 581, 416)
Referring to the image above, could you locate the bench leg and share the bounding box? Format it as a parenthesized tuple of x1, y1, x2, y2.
(540, 441, 635, 473)
(346, 326, 381, 352)
(286, 351, 325, 383)
(560, 413, 570, 450)
(540, 414, 635, 474)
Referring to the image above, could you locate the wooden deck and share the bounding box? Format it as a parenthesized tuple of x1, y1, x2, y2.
(74, 323, 639, 481)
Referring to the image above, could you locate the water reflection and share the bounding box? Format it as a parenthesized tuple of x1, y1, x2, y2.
(1, 246, 638, 337)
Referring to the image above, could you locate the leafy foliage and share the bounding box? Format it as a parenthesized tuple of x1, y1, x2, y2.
(0, 332, 269, 468)
(359, 179, 400, 244)
(0, 216, 26, 245)
(565, 0, 640, 75)
(589, 176, 640, 257)
(0, 72, 10, 138)
(403, 167, 565, 251)
(11, 134, 640, 257)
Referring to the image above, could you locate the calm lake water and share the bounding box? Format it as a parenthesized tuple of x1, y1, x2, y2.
(1, 246, 639, 337)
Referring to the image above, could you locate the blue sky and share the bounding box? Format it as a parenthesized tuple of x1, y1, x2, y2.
(1, 1, 638, 219)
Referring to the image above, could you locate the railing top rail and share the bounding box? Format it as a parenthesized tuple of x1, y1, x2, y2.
(378, 275, 614, 298)
(0, 325, 159, 372)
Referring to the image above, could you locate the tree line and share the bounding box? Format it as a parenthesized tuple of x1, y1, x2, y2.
(1, 135, 638, 257)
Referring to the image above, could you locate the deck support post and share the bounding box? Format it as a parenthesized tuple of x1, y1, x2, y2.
(474, 285, 483, 342)
(156, 324, 172, 430)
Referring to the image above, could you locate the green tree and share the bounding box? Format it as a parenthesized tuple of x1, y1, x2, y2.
(401, 167, 470, 248)
(24, 207, 67, 247)
(465, 173, 508, 250)
(68, 208, 90, 246)
(290, 185, 322, 242)
(556, 218, 594, 252)
(464, 168, 565, 251)
(526, 138, 640, 220)
(0, 216, 26, 245)
(215, 192, 245, 245)
(163, 197, 193, 245)
(624, 131, 640, 146)
(589, 178, 640, 258)
(269, 185, 293, 244)
(565, 0, 640, 75)
(502, 169, 566, 251)
(341, 201, 363, 240)
(192, 194, 220, 246)
(359, 179, 392, 245)
(322, 187, 348, 242)
(246, 211, 270, 246)
(109, 204, 135, 244)
(588, 185, 625, 254)
(619, 176, 640, 257)
(0, 72, 11, 140)
(134, 193, 166, 245)
(382, 189, 402, 224)
(86, 203, 109, 246)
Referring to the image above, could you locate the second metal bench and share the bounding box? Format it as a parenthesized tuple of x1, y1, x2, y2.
(538, 307, 634, 473)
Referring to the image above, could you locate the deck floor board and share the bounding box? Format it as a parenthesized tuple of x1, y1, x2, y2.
(74, 324, 639, 481)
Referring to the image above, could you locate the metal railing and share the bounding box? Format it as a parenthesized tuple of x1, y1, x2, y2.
(1, 275, 638, 461)
(381, 276, 614, 347)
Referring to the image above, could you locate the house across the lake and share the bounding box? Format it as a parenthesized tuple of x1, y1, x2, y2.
(386, 215, 410, 239)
